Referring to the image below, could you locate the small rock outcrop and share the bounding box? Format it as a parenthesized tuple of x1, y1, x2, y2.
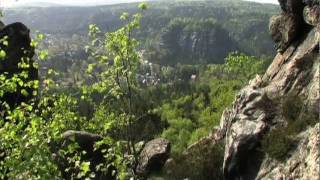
(53, 130, 116, 180)
(136, 138, 171, 176)
(303, 0, 320, 27)
(216, 0, 320, 179)
(0, 22, 37, 109)
(270, 0, 306, 52)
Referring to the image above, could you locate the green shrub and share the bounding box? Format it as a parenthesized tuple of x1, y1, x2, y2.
(167, 141, 225, 180)
(261, 128, 293, 161)
(262, 94, 318, 161)
(282, 94, 318, 135)
(282, 94, 303, 122)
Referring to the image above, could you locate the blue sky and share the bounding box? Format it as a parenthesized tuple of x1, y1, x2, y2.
(2, 0, 279, 7)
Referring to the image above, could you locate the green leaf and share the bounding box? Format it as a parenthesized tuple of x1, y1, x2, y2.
(31, 40, 38, 47)
(39, 50, 48, 60)
(37, 33, 45, 40)
(80, 162, 90, 174)
(139, 3, 147, 10)
(87, 64, 94, 73)
(120, 12, 129, 21)
(3, 40, 8, 46)
(0, 50, 6, 59)
(21, 89, 29, 97)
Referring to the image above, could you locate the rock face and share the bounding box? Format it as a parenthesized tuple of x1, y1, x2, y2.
(270, 0, 306, 52)
(215, 1, 320, 179)
(269, 14, 302, 52)
(303, 2, 320, 27)
(156, 19, 238, 65)
(0, 22, 37, 109)
(53, 130, 116, 180)
(136, 138, 171, 176)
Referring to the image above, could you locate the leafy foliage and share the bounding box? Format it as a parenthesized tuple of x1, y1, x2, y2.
(159, 53, 267, 154)
(0, 4, 149, 180)
(0, 2, 273, 179)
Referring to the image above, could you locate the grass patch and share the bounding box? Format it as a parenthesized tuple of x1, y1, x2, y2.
(262, 94, 318, 161)
(162, 141, 224, 180)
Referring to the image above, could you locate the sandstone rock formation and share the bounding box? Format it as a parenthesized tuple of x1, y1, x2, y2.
(136, 138, 171, 176)
(217, 0, 319, 179)
(157, 21, 238, 65)
(0, 22, 38, 109)
(303, 1, 320, 28)
(270, 0, 306, 52)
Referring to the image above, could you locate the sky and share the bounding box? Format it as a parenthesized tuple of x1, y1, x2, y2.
(1, 0, 147, 7)
(1, 0, 279, 7)
(246, 0, 278, 3)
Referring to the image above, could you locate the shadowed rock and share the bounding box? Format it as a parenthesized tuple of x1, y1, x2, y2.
(303, 4, 320, 27)
(269, 14, 301, 52)
(269, 0, 306, 52)
(0, 22, 37, 109)
(0, 21, 37, 180)
(136, 138, 170, 176)
(279, 0, 305, 14)
(53, 130, 116, 180)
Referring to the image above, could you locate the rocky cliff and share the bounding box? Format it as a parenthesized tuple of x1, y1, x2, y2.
(156, 19, 238, 65)
(216, 0, 319, 179)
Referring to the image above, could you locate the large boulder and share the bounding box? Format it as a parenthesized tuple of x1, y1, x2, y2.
(53, 130, 116, 180)
(0, 22, 37, 109)
(136, 138, 170, 176)
(222, 86, 276, 180)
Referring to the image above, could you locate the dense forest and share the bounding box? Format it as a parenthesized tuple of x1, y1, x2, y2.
(1, 1, 275, 179)
(2, 0, 319, 179)
(3, 0, 279, 64)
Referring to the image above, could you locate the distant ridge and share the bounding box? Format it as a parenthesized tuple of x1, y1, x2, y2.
(3, 2, 63, 8)
(2, 0, 278, 8)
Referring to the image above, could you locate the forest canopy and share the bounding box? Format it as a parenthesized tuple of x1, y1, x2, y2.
(0, 1, 276, 179)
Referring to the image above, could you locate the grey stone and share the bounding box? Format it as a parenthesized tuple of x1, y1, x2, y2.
(269, 14, 302, 52)
(303, 5, 320, 26)
(136, 138, 171, 176)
